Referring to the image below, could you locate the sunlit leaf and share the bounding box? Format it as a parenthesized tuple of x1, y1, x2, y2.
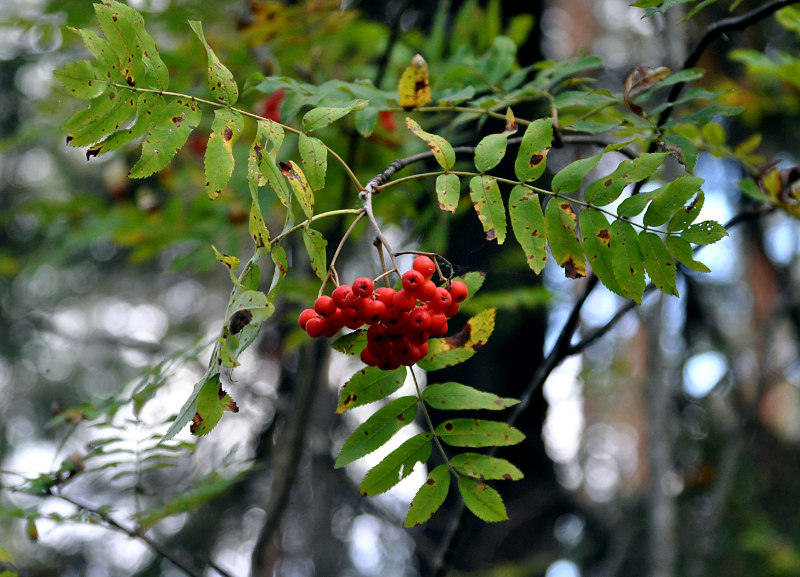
(404, 464, 450, 527)
(469, 175, 506, 244)
(337, 366, 407, 413)
(280, 160, 314, 219)
(640, 231, 678, 296)
(54, 59, 108, 99)
(189, 21, 238, 105)
(334, 396, 418, 469)
(680, 220, 728, 245)
(667, 189, 704, 232)
(579, 209, 624, 296)
(398, 53, 432, 110)
(450, 453, 523, 481)
(665, 235, 710, 272)
(643, 176, 704, 227)
(330, 329, 367, 356)
(360, 433, 432, 496)
(436, 418, 525, 447)
(129, 98, 201, 179)
(551, 153, 603, 194)
(422, 382, 518, 411)
(205, 108, 244, 199)
(436, 173, 460, 213)
(509, 185, 547, 274)
(457, 477, 508, 522)
(474, 133, 508, 173)
(86, 92, 165, 158)
(544, 199, 585, 279)
(406, 117, 455, 170)
(64, 90, 137, 147)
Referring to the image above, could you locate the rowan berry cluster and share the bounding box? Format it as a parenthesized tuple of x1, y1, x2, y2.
(298, 256, 468, 369)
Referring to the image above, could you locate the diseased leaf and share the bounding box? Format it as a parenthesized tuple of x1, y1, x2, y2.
(458, 477, 508, 522)
(398, 53, 432, 110)
(681, 220, 728, 245)
(418, 308, 495, 371)
(610, 220, 645, 303)
(624, 65, 671, 116)
(280, 160, 314, 218)
(205, 108, 244, 199)
(248, 184, 270, 249)
(436, 419, 525, 447)
(360, 433, 432, 496)
(450, 453, 523, 481)
(302, 100, 366, 132)
(298, 134, 327, 192)
(64, 90, 137, 147)
(301, 228, 327, 281)
(406, 117, 455, 170)
(334, 396, 418, 469)
(212, 246, 240, 285)
(129, 98, 201, 179)
(436, 173, 460, 213)
(474, 133, 508, 173)
(331, 329, 368, 356)
(86, 93, 165, 158)
(514, 117, 552, 182)
(643, 176, 704, 227)
(54, 59, 108, 99)
(551, 153, 603, 194)
(469, 175, 507, 244)
(422, 382, 518, 411)
(665, 235, 710, 272)
(404, 464, 450, 527)
(579, 209, 624, 296)
(189, 374, 238, 436)
(585, 153, 669, 206)
(509, 185, 547, 274)
(640, 231, 678, 296)
(667, 189, 704, 232)
(267, 244, 288, 302)
(544, 199, 585, 279)
(189, 21, 238, 105)
(337, 366, 407, 413)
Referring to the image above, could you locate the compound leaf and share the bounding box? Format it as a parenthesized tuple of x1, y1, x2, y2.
(509, 185, 547, 274)
(64, 90, 137, 147)
(422, 382, 518, 411)
(302, 100, 367, 132)
(54, 59, 108, 99)
(643, 176, 704, 227)
(337, 366, 407, 413)
(457, 477, 508, 522)
(665, 235, 710, 272)
(87, 92, 165, 158)
(360, 433, 432, 496)
(280, 160, 314, 219)
(681, 220, 728, 245)
(435, 419, 525, 448)
(404, 464, 450, 527)
(551, 153, 602, 194)
(334, 396, 418, 469)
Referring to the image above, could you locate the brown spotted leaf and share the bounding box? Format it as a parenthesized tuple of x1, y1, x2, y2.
(509, 185, 547, 274)
(205, 108, 244, 199)
(544, 199, 586, 279)
(129, 98, 201, 178)
(189, 21, 238, 105)
(450, 453, 523, 481)
(404, 464, 450, 527)
(435, 418, 525, 448)
(469, 175, 507, 244)
(337, 366, 407, 414)
(280, 160, 314, 218)
(421, 382, 518, 411)
(417, 308, 496, 371)
(457, 477, 508, 522)
(624, 65, 670, 116)
(398, 53, 432, 110)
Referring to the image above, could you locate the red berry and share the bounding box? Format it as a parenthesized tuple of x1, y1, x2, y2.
(383, 309, 409, 334)
(352, 277, 374, 298)
(298, 308, 316, 329)
(360, 347, 379, 367)
(406, 328, 429, 345)
(304, 316, 326, 338)
(448, 280, 468, 303)
(412, 255, 436, 279)
(428, 287, 452, 312)
(332, 284, 353, 308)
(341, 307, 364, 330)
(325, 309, 346, 333)
(402, 269, 426, 293)
(444, 300, 460, 319)
(417, 279, 437, 303)
(408, 307, 432, 332)
(374, 287, 397, 306)
(428, 310, 448, 336)
(392, 289, 417, 312)
(357, 298, 386, 324)
(314, 295, 337, 317)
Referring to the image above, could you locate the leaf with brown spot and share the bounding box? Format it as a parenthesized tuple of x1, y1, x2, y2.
(435, 419, 525, 448)
(404, 464, 450, 527)
(417, 308, 496, 371)
(336, 366, 407, 413)
(189, 21, 238, 105)
(398, 53, 432, 110)
(514, 117, 552, 183)
(280, 160, 314, 218)
(450, 453, 523, 481)
(205, 108, 244, 199)
(544, 199, 586, 279)
(579, 209, 624, 296)
(406, 117, 455, 170)
(469, 176, 507, 244)
(509, 185, 547, 274)
(624, 65, 670, 116)
(458, 477, 508, 522)
(129, 98, 201, 179)
(190, 374, 237, 436)
(610, 220, 645, 303)
(422, 382, 518, 411)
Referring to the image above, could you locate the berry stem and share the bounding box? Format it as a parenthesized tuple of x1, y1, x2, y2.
(320, 210, 367, 295)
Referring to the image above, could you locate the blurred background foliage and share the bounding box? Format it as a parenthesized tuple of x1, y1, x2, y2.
(2, 1, 800, 577)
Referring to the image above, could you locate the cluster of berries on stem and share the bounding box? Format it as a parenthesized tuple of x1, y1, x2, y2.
(298, 256, 468, 369)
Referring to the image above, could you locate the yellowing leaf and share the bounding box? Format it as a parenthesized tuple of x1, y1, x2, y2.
(398, 53, 432, 110)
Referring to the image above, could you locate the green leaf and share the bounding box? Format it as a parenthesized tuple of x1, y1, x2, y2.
(436, 419, 525, 448)
(54, 59, 108, 99)
(405, 117, 456, 170)
(360, 433, 432, 496)
(639, 231, 678, 297)
(229, 289, 274, 326)
(450, 453, 523, 481)
(551, 153, 602, 194)
(298, 134, 327, 192)
(189, 374, 237, 436)
(436, 173, 461, 213)
(667, 189, 704, 232)
(457, 477, 508, 522)
(616, 189, 659, 218)
(189, 21, 238, 105)
(64, 90, 137, 147)
(334, 396, 418, 468)
(664, 133, 698, 172)
(204, 108, 244, 199)
(330, 329, 367, 356)
(643, 176, 704, 227)
(337, 366, 407, 413)
(474, 133, 508, 172)
(665, 235, 710, 273)
(509, 185, 547, 274)
(129, 98, 201, 179)
(544, 199, 585, 278)
(248, 187, 269, 249)
(259, 153, 292, 208)
(267, 244, 288, 302)
(514, 117, 552, 182)
(87, 93, 165, 158)
(610, 220, 645, 303)
(301, 228, 327, 281)
(418, 308, 496, 371)
(404, 464, 451, 527)
(681, 220, 728, 245)
(585, 153, 669, 206)
(302, 100, 366, 132)
(280, 160, 314, 219)
(422, 382, 518, 411)
(579, 209, 624, 297)
(469, 175, 507, 244)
